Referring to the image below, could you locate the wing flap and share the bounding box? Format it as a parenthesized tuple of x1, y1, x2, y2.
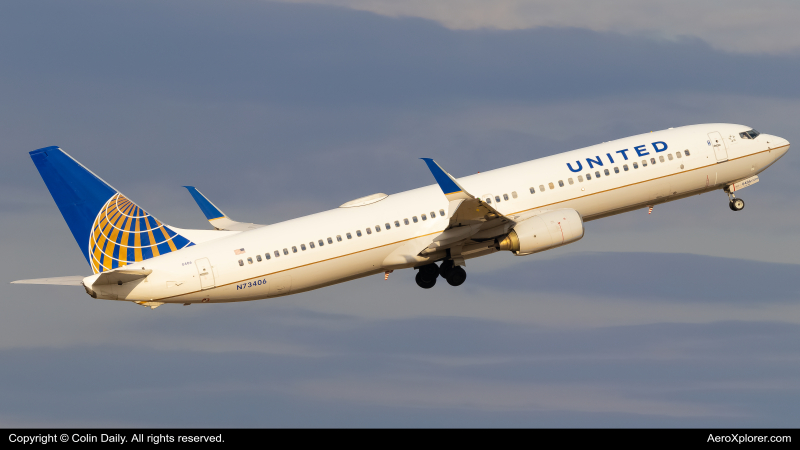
(420, 158, 513, 255)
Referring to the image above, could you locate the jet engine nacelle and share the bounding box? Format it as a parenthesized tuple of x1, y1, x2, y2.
(497, 209, 584, 255)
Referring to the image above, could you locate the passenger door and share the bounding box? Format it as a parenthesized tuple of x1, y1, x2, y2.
(195, 257, 216, 290)
(708, 132, 729, 162)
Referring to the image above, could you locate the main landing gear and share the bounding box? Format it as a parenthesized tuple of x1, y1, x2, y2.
(415, 260, 467, 289)
(726, 190, 745, 211)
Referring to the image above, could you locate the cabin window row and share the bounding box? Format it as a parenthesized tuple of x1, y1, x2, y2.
(528, 150, 690, 191)
(484, 191, 518, 204)
(236, 209, 449, 266)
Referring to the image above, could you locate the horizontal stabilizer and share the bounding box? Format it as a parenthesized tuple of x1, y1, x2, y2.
(11, 276, 85, 286)
(183, 186, 265, 231)
(94, 268, 152, 286)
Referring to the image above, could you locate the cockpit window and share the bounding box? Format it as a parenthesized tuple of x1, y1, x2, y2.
(740, 129, 761, 140)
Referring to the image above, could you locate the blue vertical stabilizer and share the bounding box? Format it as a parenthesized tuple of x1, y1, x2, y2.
(29, 146, 193, 273)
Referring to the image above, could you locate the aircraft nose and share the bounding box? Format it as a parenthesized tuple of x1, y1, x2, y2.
(772, 135, 790, 148)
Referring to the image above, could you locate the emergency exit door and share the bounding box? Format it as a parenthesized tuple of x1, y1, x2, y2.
(195, 258, 216, 289)
(708, 132, 728, 162)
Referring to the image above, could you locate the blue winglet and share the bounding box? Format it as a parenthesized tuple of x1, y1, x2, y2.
(183, 186, 225, 220)
(421, 158, 462, 195)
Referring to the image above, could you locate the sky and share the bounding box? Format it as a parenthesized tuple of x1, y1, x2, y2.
(1, 0, 800, 427)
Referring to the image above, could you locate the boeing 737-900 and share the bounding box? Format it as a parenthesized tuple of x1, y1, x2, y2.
(12, 124, 789, 308)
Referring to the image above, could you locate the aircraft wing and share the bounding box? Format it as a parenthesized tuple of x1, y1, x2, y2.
(11, 276, 85, 286)
(183, 186, 265, 231)
(420, 159, 516, 262)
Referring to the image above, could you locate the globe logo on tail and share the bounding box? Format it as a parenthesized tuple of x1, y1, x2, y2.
(88, 193, 194, 274)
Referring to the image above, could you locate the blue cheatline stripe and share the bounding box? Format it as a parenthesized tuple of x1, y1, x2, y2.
(183, 186, 225, 220)
(421, 158, 462, 195)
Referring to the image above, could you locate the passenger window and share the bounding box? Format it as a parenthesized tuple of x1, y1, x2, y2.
(310, 242, 315, 248)
(274, 251, 280, 258)
(586, 173, 592, 180)
(256, 254, 262, 262)
(292, 246, 297, 253)
(578, 175, 584, 182)
(422, 214, 427, 221)
(667, 154, 673, 161)
(633, 162, 639, 169)
(430, 211, 436, 218)
(650, 157, 656, 165)
(659, 156, 665, 163)
(336, 235, 342, 242)
(265, 253, 271, 260)
(503, 194, 509, 201)
(485, 197, 491, 204)
(238, 259, 244, 266)
(283, 248, 288, 255)
(412, 216, 418, 223)
(684, 150, 690, 156)
(346, 232, 352, 239)
(366, 227, 372, 234)
(404, 218, 409, 225)
(642, 160, 647, 167)
(539, 184, 545, 191)
(529, 187, 535, 194)
(495, 196, 501, 203)
(318, 239, 325, 246)
(511, 191, 518, 198)
(385, 223, 391, 230)
(548, 182, 555, 189)
(558, 180, 564, 187)
(375, 225, 381, 232)
(356, 230, 362, 237)
(614, 167, 619, 174)
(327, 237, 333, 244)
(595, 171, 600, 178)
(247, 257, 253, 264)
(439, 209, 445, 217)
(676, 152, 682, 159)
(603, 169, 609, 176)
(623, 164, 629, 171)
(301, 243, 307, 251)
(568, 178, 574, 185)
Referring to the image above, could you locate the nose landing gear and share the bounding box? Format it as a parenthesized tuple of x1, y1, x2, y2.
(726, 190, 745, 211)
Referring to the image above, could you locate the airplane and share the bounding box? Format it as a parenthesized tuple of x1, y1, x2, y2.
(11, 124, 790, 309)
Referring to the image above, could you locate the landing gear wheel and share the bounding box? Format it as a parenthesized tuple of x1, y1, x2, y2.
(730, 198, 745, 211)
(439, 260, 454, 278)
(415, 271, 437, 289)
(445, 266, 467, 286)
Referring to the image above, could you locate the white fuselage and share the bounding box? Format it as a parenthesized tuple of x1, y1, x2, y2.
(85, 124, 790, 303)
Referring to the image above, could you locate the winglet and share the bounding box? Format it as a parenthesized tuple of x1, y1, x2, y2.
(421, 158, 473, 201)
(182, 186, 265, 231)
(183, 186, 226, 220)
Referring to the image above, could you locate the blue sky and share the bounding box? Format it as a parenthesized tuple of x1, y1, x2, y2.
(2, 0, 800, 426)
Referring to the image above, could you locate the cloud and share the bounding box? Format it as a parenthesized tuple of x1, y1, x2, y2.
(277, 0, 800, 54)
(2, 0, 800, 427)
